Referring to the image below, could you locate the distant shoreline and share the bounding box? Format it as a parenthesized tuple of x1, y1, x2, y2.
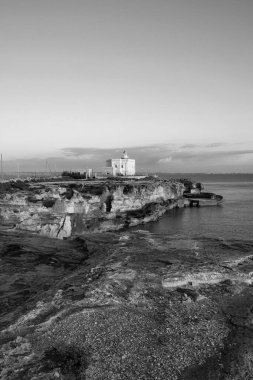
(159, 173, 253, 182)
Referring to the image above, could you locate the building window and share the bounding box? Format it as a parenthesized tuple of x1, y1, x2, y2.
(121, 165, 123, 168)
(115, 164, 117, 168)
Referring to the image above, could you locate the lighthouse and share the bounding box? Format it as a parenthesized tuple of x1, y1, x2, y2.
(105, 150, 136, 176)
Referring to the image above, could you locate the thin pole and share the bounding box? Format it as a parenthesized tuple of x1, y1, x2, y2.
(1, 153, 3, 182)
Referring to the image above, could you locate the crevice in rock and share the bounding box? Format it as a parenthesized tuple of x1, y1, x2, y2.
(56, 215, 67, 237)
(105, 195, 113, 213)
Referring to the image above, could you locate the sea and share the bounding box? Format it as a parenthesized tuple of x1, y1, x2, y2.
(134, 174, 253, 242)
(1, 172, 253, 241)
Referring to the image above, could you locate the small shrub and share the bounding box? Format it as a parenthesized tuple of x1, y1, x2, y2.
(123, 184, 134, 194)
(42, 198, 56, 208)
(43, 345, 88, 377)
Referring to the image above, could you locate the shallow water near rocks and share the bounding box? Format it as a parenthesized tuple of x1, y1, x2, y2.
(133, 181, 253, 242)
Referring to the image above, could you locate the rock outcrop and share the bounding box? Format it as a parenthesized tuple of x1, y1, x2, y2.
(0, 179, 184, 238)
(1, 229, 253, 379)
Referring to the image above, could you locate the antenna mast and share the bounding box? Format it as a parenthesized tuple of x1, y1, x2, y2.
(1, 153, 3, 182)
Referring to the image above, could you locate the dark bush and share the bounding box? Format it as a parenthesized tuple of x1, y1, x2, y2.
(27, 195, 39, 203)
(43, 345, 88, 377)
(42, 198, 56, 208)
(10, 180, 29, 191)
(123, 184, 134, 194)
(65, 188, 74, 200)
(61, 171, 86, 179)
(0, 182, 12, 193)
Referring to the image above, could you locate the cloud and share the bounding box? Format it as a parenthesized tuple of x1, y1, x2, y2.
(205, 142, 226, 148)
(3, 143, 253, 173)
(157, 149, 253, 164)
(180, 144, 197, 149)
(158, 157, 172, 163)
(61, 148, 96, 158)
(180, 142, 226, 149)
(61, 147, 119, 159)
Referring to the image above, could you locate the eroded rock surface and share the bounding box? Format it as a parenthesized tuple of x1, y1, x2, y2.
(1, 230, 253, 379)
(0, 179, 184, 238)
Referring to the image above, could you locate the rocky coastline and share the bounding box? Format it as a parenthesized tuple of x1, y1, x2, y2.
(1, 178, 253, 379)
(0, 178, 185, 238)
(1, 229, 253, 379)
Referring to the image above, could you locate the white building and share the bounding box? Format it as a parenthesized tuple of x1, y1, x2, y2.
(105, 150, 135, 176)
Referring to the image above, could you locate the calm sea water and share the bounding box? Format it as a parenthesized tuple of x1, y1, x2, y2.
(134, 181, 253, 241)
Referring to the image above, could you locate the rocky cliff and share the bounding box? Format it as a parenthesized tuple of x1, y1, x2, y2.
(0, 179, 184, 238)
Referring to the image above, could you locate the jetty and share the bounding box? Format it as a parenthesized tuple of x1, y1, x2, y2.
(180, 179, 223, 207)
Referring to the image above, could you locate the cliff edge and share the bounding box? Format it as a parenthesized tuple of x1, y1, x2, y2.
(0, 179, 184, 238)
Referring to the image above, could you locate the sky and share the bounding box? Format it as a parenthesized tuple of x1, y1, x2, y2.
(0, 0, 253, 173)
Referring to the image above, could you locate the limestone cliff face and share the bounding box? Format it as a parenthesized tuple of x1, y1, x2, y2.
(0, 180, 184, 238)
(110, 182, 181, 212)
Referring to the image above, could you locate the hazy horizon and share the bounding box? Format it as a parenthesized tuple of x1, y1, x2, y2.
(1, 142, 253, 174)
(1, 0, 253, 172)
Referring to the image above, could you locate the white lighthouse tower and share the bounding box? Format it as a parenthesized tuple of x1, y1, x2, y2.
(121, 150, 128, 159)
